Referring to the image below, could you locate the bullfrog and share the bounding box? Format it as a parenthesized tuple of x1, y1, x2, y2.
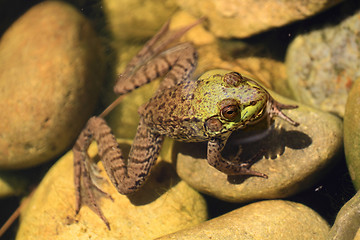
(73, 19, 299, 229)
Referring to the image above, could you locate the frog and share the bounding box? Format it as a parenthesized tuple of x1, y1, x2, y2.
(72, 18, 299, 230)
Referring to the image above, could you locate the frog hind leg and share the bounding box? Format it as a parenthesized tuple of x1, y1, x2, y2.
(113, 19, 201, 95)
(207, 138, 268, 178)
(73, 116, 163, 229)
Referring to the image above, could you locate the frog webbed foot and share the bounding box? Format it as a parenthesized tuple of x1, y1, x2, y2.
(207, 139, 268, 178)
(232, 149, 267, 176)
(74, 143, 112, 230)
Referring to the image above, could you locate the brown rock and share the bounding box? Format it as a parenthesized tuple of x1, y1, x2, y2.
(0, 1, 105, 169)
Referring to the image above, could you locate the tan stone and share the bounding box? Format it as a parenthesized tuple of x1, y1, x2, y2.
(176, 0, 343, 38)
(103, 0, 178, 42)
(0, 1, 105, 168)
(158, 200, 330, 240)
(16, 140, 207, 240)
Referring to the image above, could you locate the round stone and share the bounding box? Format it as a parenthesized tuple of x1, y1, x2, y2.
(158, 200, 330, 239)
(0, 1, 105, 169)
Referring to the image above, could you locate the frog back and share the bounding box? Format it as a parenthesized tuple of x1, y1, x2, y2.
(139, 80, 208, 142)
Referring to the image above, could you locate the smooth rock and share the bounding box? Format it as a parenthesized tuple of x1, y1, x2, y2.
(355, 227, 360, 240)
(0, 1, 105, 169)
(328, 190, 360, 240)
(286, 10, 360, 117)
(0, 171, 27, 198)
(103, 0, 178, 42)
(157, 200, 330, 240)
(16, 140, 207, 240)
(175, 90, 343, 202)
(176, 0, 343, 38)
(344, 78, 360, 189)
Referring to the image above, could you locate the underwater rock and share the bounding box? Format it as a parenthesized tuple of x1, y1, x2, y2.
(16, 140, 207, 239)
(0, 1, 105, 169)
(103, 0, 178, 42)
(175, 91, 343, 203)
(176, 0, 343, 38)
(0, 171, 27, 198)
(344, 78, 360, 189)
(286, 10, 360, 117)
(158, 200, 329, 240)
(328, 190, 360, 240)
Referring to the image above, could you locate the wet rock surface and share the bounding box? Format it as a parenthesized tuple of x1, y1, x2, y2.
(176, 0, 343, 38)
(0, 1, 105, 169)
(158, 200, 330, 240)
(328, 190, 360, 240)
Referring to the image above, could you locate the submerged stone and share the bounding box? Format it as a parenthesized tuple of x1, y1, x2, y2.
(0, 1, 105, 169)
(158, 200, 329, 240)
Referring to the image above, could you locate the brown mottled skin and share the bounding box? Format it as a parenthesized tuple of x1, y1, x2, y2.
(72, 19, 299, 229)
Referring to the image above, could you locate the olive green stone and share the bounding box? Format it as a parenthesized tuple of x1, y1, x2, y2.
(103, 0, 178, 42)
(328, 190, 360, 240)
(344, 78, 360, 189)
(0, 171, 27, 198)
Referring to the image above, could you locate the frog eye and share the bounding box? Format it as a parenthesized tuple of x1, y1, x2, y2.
(221, 105, 240, 121)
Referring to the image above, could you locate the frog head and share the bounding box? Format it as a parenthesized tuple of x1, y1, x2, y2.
(194, 70, 298, 138)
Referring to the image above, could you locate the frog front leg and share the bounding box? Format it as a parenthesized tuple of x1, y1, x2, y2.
(73, 116, 163, 229)
(207, 137, 268, 178)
